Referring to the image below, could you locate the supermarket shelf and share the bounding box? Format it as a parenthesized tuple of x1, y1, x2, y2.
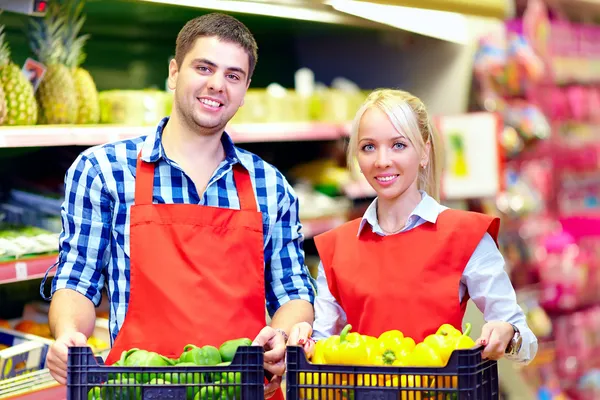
(0, 369, 62, 400)
(0, 217, 342, 283)
(228, 122, 346, 143)
(303, 216, 346, 238)
(0, 123, 349, 149)
(0, 255, 58, 285)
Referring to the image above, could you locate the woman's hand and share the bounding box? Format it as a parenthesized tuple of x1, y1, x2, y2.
(476, 321, 515, 360)
(287, 322, 316, 358)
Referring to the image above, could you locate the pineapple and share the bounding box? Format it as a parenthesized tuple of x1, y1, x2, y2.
(63, 0, 99, 124)
(0, 80, 5, 125)
(0, 24, 38, 126)
(28, 1, 77, 124)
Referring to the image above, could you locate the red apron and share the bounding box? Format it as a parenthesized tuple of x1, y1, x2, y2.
(314, 209, 500, 342)
(105, 154, 283, 400)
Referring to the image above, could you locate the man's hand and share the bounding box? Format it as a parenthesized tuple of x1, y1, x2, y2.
(46, 331, 88, 385)
(253, 326, 286, 399)
(476, 321, 515, 360)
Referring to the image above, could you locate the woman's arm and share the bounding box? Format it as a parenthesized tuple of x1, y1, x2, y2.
(461, 233, 538, 364)
(312, 262, 347, 340)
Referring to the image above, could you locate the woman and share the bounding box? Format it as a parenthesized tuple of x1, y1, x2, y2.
(289, 89, 537, 364)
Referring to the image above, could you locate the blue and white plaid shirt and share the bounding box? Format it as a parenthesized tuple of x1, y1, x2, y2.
(45, 117, 316, 344)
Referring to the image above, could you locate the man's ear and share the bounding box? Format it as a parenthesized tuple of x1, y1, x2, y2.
(167, 58, 179, 91)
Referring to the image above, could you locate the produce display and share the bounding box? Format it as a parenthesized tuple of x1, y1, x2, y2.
(0, 318, 109, 354)
(0, 21, 38, 126)
(28, 1, 78, 125)
(99, 89, 173, 126)
(0, 224, 58, 262)
(87, 337, 253, 400)
(62, 0, 100, 125)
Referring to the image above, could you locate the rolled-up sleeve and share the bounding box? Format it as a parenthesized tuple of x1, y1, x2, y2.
(51, 153, 113, 307)
(264, 177, 316, 317)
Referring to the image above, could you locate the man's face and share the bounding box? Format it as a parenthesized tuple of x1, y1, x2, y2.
(168, 36, 251, 134)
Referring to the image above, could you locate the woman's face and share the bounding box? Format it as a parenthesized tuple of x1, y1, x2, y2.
(356, 107, 423, 201)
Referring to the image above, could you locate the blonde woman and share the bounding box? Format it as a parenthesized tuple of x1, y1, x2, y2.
(288, 89, 537, 364)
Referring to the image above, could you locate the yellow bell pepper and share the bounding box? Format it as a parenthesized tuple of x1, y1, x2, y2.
(423, 333, 455, 366)
(298, 372, 356, 400)
(322, 324, 369, 365)
(426, 323, 475, 367)
(451, 323, 476, 350)
(407, 342, 444, 367)
(378, 329, 404, 347)
(435, 323, 462, 337)
(371, 335, 416, 366)
(384, 375, 439, 400)
(311, 339, 326, 364)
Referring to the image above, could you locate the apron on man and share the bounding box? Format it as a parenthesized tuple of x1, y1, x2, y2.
(105, 154, 283, 400)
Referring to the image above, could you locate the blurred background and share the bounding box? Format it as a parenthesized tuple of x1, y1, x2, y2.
(0, 0, 598, 399)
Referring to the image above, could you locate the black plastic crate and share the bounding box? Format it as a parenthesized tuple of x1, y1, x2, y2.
(285, 345, 499, 400)
(67, 345, 265, 399)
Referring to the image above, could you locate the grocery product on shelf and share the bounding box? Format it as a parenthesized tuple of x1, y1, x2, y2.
(98, 89, 173, 126)
(0, 23, 38, 126)
(0, 224, 58, 262)
(0, 328, 51, 381)
(27, 2, 78, 125)
(63, 0, 100, 125)
(294, 183, 351, 221)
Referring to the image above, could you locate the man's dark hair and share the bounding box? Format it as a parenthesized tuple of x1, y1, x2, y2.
(175, 13, 258, 80)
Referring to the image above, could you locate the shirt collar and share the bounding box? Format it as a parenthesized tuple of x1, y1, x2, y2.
(357, 191, 443, 236)
(140, 116, 251, 170)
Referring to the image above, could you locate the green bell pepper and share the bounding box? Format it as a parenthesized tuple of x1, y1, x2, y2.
(169, 362, 206, 400)
(179, 344, 222, 366)
(121, 348, 172, 383)
(219, 371, 242, 399)
(194, 385, 228, 400)
(87, 378, 141, 400)
(122, 349, 173, 367)
(218, 338, 252, 363)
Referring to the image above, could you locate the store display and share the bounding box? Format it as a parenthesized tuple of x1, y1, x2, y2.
(0, 24, 38, 126)
(63, 0, 100, 125)
(0, 328, 51, 380)
(27, 2, 79, 125)
(0, 224, 58, 262)
(98, 89, 173, 126)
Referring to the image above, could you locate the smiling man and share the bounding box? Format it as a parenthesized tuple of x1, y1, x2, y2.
(40, 13, 315, 400)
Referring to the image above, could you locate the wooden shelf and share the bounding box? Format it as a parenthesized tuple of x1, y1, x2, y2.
(0, 123, 349, 149)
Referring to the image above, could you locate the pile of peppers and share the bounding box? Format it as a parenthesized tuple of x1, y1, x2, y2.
(88, 337, 252, 400)
(311, 323, 475, 368)
(299, 324, 477, 399)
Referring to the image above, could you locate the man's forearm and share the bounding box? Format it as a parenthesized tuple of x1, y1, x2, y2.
(269, 299, 314, 336)
(48, 289, 97, 339)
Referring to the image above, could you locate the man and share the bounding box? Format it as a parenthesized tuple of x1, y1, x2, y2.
(40, 13, 315, 399)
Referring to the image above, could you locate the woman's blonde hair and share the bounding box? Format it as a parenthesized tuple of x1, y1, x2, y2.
(347, 89, 444, 202)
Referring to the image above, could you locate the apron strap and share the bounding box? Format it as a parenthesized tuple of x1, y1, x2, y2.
(135, 152, 257, 211)
(233, 164, 258, 211)
(135, 152, 155, 206)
